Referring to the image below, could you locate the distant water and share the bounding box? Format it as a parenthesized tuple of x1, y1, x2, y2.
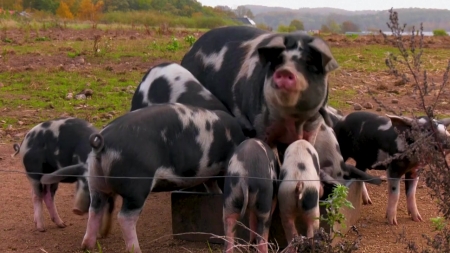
(372, 31, 448, 36)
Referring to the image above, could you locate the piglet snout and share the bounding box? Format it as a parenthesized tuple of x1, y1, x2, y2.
(273, 69, 296, 90)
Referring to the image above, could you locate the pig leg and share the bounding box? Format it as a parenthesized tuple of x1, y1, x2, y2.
(280, 213, 298, 246)
(361, 183, 372, 205)
(117, 195, 149, 253)
(249, 210, 258, 244)
(405, 171, 422, 222)
(81, 191, 109, 250)
(255, 211, 272, 253)
(99, 195, 116, 238)
(305, 208, 320, 238)
(29, 180, 46, 232)
(385, 168, 401, 225)
(223, 212, 240, 253)
(42, 183, 66, 228)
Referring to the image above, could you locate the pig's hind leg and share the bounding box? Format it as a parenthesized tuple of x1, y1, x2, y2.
(81, 190, 110, 251)
(42, 183, 66, 228)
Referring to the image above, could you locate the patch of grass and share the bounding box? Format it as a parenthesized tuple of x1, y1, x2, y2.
(332, 45, 450, 72)
(0, 69, 141, 130)
(328, 89, 356, 110)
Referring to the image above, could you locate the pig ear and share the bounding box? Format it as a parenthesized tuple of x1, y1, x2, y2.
(385, 114, 414, 128)
(40, 164, 86, 185)
(308, 37, 339, 73)
(437, 118, 450, 128)
(257, 36, 286, 66)
(319, 170, 344, 186)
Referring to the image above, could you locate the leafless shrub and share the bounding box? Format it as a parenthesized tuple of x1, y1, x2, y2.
(366, 7, 450, 253)
(283, 226, 361, 253)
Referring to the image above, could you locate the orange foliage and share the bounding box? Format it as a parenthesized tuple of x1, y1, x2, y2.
(77, 0, 104, 21)
(56, 1, 74, 19)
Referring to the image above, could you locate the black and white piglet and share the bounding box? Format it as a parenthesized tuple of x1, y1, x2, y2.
(278, 139, 323, 248)
(223, 138, 279, 253)
(80, 103, 246, 253)
(334, 111, 450, 225)
(11, 118, 97, 232)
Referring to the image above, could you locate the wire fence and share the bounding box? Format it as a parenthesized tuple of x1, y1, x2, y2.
(0, 168, 420, 182)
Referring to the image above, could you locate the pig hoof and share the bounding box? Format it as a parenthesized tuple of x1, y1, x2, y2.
(73, 208, 85, 216)
(411, 213, 423, 222)
(81, 238, 96, 250)
(36, 227, 46, 232)
(362, 198, 372, 205)
(56, 222, 67, 228)
(386, 214, 398, 225)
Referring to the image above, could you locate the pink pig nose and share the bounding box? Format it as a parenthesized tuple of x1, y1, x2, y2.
(273, 69, 296, 89)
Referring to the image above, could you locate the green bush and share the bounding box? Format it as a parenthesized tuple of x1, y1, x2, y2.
(277, 24, 296, 33)
(433, 29, 448, 36)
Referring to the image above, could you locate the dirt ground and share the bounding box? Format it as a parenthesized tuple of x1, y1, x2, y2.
(1, 27, 449, 253)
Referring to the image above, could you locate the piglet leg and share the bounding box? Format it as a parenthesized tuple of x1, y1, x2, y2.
(223, 213, 239, 253)
(81, 192, 108, 250)
(405, 171, 422, 222)
(31, 188, 46, 232)
(42, 184, 66, 228)
(118, 209, 142, 253)
(255, 212, 271, 253)
(385, 168, 401, 225)
(280, 214, 298, 249)
(361, 183, 372, 205)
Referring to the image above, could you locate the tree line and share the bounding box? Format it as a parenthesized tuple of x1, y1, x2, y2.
(247, 6, 450, 31)
(0, 0, 239, 20)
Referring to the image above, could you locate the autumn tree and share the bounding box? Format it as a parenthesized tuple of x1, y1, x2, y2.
(56, 1, 74, 19)
(289, 19, 304, 31)
(77, 0, 104, 22)
(341, 20, 360, 33)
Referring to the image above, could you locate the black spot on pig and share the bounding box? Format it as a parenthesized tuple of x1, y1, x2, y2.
(297, 163, 306, 171)
(148, 77, 171, 104)
(302, 188, 319, 211)
(175, 76, 180, 81)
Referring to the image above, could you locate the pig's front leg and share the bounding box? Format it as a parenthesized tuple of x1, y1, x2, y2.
(405, 170, 422, 222)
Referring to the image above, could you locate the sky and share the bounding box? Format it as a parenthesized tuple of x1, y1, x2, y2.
(197, 0, 450, 11)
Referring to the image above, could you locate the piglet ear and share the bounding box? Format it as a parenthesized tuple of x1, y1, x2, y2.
(257, 36, 286, 66)
(40, 164, 86, 185)
(385, 114, 414, 128)
(308, 37, 339, 73)
(437, 118, 450, 128)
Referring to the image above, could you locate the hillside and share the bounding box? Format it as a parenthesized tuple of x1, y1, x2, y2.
(242, 5, 450, 31)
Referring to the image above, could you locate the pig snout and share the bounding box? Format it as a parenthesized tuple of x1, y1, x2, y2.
(273, 69, 296, 90)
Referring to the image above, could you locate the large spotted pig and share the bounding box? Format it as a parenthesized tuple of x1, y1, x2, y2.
(333, 111, 450, 225)
(80, 103, 247, 253)
(180, 26, 339, 153)
(223, 138, 279, 253)
(278, 139, 323, 247)
(11, 118, 98, 232)
(130, 62, 229, 114)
